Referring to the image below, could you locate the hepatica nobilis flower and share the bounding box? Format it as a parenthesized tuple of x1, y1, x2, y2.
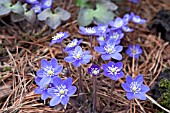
(97, 35, 107, 46)
(63, 39, 83, 52)
(47, 77, 77, 106)
(64, 46, 92, 67)
(50, 32, 70, 46)
(121, 75, 150, 100)
(88, 64, 100, 76)
(126, 44, 142, 58)
(79, 26, 99, 36)
(32, 2, 42, 13)
(129, 0, 139, 4)
(41, 0, 53, 9)
(102, 61, 124, 81)
(96, 24, 109, 35)
(109, 17, 128, 30)
(36, 58, 63, 86)
(94, 39, 123, 60)
(34, 77, 53, 100)
(131, 12, 146, 24)
(107, 30, 124, 45)
(26, 0, 39, 4)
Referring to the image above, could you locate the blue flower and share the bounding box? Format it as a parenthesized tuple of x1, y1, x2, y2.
(126, 44, 142, 58)
(121, 75, 150, 100)
(131, 12, 146, 24)
(97, 35, 107, 46)
(64, 46, 92, 67)
(107, 30, 124, 45)
(63, 39, 83, 52)
(41, 0, 53, 9)
(32, 2, 42, 13)
(48, 77, 77, 106)
(96, 24, 109, 35)
(88, 64, 100, 76)
(123, 13, 132, 23)
(26, 0, 39, 4)
(79, 26, 99, 36)
(34, 77, 53, 100)
(102, 61, 124, 81)
(50, 32, 70, 46)
(109, 17, 128, 30)
(129, 0, 139, 4)
(36, 58, 63, 86)
(94, 39, 123, 60)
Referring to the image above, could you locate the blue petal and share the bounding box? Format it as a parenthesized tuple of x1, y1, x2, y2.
(83, 51, 90, 55)
(117, 71, 124, 79)
(54, 65, 63, 75)
(115, 62, 123, 69)
(41, 59, 50, 68)
(135, 93, 146, 100)
(52, 77, 62, 86)
(49, 96, 61, 106)
(102, 64, 108, 71)
(140, 85, 150, 93)
(51, 58, 58, 68)
(61, 96, 69, 105)
(122, 83, 131, 92)
(126, 92, 135, 100)
(107, 39, 115, 46)
(115, 46, 123, 52)
(134, 74, 143, 86)
(36, 69, 44, 77)
(62, 77, 72, 88)
(64, 56, 76, 63)
(111, 52, 122, 60)
(126, 75, 133, 84)
(35, 77, 42, 85)
(39, 77, 51, 87)
(101, 54, 111, 60)
(41, 90, 49, 100)
(108, 61, 115, 67)
(67, 86, 77, 96)
(75, 46, 82, 53)
(94, 46, 106, 54)
(34, 87, 42, 94)
(72, 60, 81, 67)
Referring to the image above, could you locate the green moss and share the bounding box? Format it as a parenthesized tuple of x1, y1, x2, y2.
(2, 66, 10, 72)
(157, 78, 170, 111)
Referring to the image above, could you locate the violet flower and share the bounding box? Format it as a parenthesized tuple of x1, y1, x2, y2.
(107, 30, 124, 45)
(34, 77, 53, 100)
(64, 46, 92, 67)
(121, 75, 150, 100)
(129, 0, 139, 4)
(97, 35, 107, 46)
(41, 0, 53, 9)
(102, 61, 124, 81)
(63, 39, 83, 52)
(131, 12, 146, 24)
(88, 64, 100, 76)
(36, 58, 63, 86)
(94, 39, 123, 60)
(26, 0, 39, 4)
(32, 2, 42, 13)
(50, 32, 70, 46)
(96, 24, 109, 35)
(79, 26, 99, 36)
(109, 17, 128, 30)
(126, 44, 142, 58)
(48, 77, 77, 106)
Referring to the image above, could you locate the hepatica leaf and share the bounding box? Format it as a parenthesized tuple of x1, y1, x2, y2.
(0, 4, 11, 16)
(77, 2, 116, 26)
(11, 2, 24, 14)
(97, 0, 118, 11)
(78, 7, 94, 26)
(37, 8, 71, 29)
(23, 3, 36, 23)
(93, 3, 114, 24)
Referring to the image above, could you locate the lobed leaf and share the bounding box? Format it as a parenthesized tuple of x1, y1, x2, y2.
(0, 0, 11, 5)
(11, 2, 24, 14)
(54, 7, 71, 21)
(0, 4, 11, 16)
(37, 8, 52, 21)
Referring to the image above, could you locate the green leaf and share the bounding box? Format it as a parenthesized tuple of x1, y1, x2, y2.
(97, 0, 118, 11)
(38, 8, 71, 29)
(54, 7, 70, 21)
(0, 4, 11, 16)
(37, 8, 52, 21)
(93, 3, 114, 24)
(78, 7, 94, 26)
(25, 9, 36, 23)
(11, 2, 24, 14)
(0, 0, 11, 5)
(10, 13, 25, 22)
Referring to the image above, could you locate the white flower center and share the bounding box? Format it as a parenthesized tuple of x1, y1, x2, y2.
(107, 66, 120, 75)
(73, 51, 83, 60)
(115, 21, 123, 28)
(33, 5, 41, 13)
(130, 82, 141, 94)
(68, 41, 77, 47)
(44, 0, 52, 6)
(91, 68, 99, 75)
(104, 45, 115, 54)
(99, 36, 105, 41)
(110, 33, 119, 39)
(52, 33, 64, 40)
(85, 27, 96, 34)
(54, 85, 68, 98)
(44, 66, 54, 77)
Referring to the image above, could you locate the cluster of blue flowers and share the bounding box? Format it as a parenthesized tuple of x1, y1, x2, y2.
(26, 0, 53, 13)
(34, 11, 150, 107)
(34, 58, 77, 106)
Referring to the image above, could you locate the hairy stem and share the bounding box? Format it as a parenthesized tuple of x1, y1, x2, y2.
(78, 66, 83, 93)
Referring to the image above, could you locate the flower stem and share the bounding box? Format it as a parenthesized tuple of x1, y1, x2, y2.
(78, 66, 83, 93)
(132, 45, 135, 78)
(89, 36, 93, 61)
(60, 43, 70, 77)
(92, 76, 97, 113)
